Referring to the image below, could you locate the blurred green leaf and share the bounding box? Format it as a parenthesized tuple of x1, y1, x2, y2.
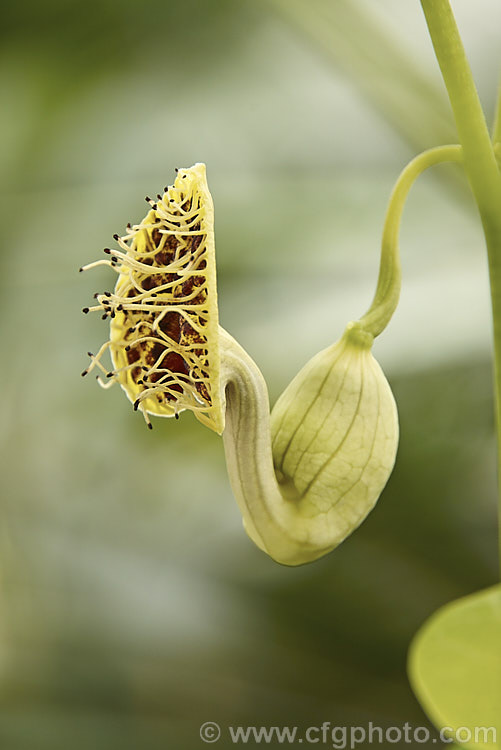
(409, 586, 501, 749)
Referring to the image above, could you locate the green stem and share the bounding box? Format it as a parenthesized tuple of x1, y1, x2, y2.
(358, 145, 462, 338)
(496, 143, 501, 168)
(493, 77, 501, 145)
(420, 0, 501, 576)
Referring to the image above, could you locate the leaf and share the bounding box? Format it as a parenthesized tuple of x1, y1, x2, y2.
(408, 585, 501, 749)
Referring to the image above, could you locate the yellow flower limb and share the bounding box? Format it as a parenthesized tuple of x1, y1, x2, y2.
(357, 144, 463, 338)
(81, 164, 224, 434)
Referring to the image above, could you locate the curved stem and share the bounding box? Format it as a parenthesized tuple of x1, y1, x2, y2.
(421, 0, 501, 577)
(358, 145, 462, 338)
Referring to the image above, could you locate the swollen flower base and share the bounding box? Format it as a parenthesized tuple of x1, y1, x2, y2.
(82, 163, 399, 565)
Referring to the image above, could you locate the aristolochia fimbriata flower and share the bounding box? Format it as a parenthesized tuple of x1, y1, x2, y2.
(82, 163, 400, 565)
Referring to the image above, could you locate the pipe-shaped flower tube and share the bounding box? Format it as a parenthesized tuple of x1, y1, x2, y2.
(82, 153, 461, 565)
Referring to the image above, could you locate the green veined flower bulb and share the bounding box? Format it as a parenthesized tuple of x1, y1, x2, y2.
(270, 323, 399, 554)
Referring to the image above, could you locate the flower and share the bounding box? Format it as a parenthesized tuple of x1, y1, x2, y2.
(82, 164, 399, 565)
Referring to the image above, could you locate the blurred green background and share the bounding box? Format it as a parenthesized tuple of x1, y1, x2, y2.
(0, 1, 500, 748)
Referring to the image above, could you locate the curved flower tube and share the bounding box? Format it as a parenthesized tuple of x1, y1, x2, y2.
(82, 152, 461, 565)
(221, 324, 398, 565)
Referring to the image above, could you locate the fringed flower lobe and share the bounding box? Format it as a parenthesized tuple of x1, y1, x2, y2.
(81, 164, 223, 434)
